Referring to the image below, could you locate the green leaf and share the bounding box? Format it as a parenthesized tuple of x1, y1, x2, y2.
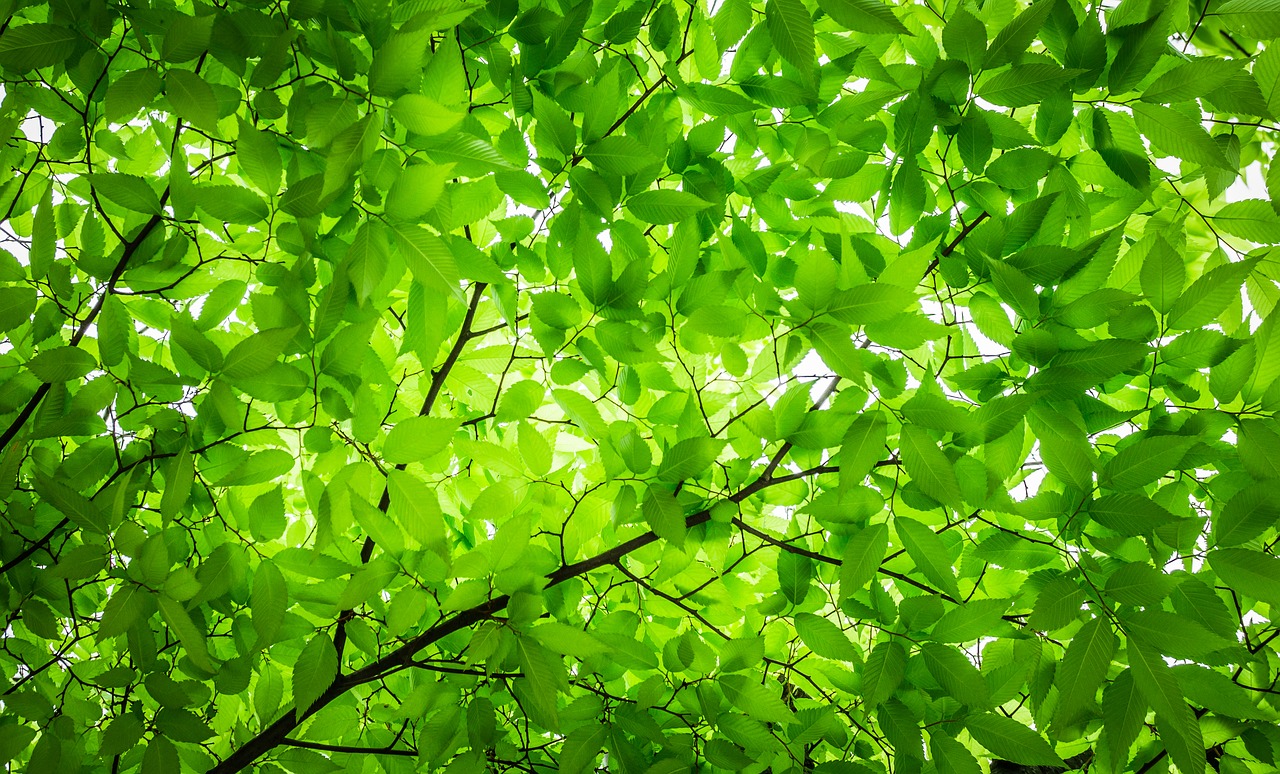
(1127, 639, 1206, 774)
(778, 550, 814, 605)
(384, 416, 461, 464)
(292, 634, 338, 715)
(899, 425, 962, 508)
(921, 643, 989, 706)
(817, 0, 910, 35)
(1052, 617, 1115, 726)
(765, 0, 815, 70)
(984, 0, 1056, 69)
(929, 599, 1011, 643)
(626, 189, 713, 224)
(840, 522, 888, 598)
(1100, 435, 1190, 491)
(965, 712, 1065, 767)
(1208, 548, 1280, 608)
(222, 327, 295, 380)
(391, 94, 466, 136)
(1216, 0, 1280, 39)
(369, 30, 427, 96)
(236, 119, 283, 194)
(251, 560, 287, 648)
(384, 163, 450, 221)
(656, 437, 726, 482)
(391, 222, 461, 291)
(1139, 236, 1184, 314)
(193, 185, 268, 224)
(895, 516, 961, 598)
(1102, 670, 1147, 771)
(794, 613, 861, 661)
(86, 173, 163, 215)
(1168, 259, 1256, 330)
(1212, 199, 1280, 243)
(978, 64, 1081, 108)
(165, 69, 221, 131)
(1132, 103, 1231, 170)
(0, 24, 77, 71)
(931, 732, 981, 774)
(584, 136, 660, 175)
(28, 346, 96, 383)
(827, 284, 918, 325)
(719, 674, 797, 724)
(158, 596, 215, 673)
(861, 640, 907, 706)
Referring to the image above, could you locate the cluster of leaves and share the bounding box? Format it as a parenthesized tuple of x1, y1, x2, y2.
(4, 0, 1280, 771)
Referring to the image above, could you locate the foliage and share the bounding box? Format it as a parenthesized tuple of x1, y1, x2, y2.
(3, 0, 1280, 771)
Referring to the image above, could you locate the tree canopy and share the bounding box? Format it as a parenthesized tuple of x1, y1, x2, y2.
(3, 0, 1280, 771)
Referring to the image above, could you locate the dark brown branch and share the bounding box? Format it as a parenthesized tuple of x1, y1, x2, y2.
(279, 738, 417, 757)
(924, 210, 990, 276)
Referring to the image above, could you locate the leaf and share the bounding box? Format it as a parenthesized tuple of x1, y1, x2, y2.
(1168, 259, 1256, 330)
(384, 416, 461, 464)
(1212, 199, 1280, 243)
(1208, 548, 1280, 608)
(28, 346, 96, 383)
(895, 516, 961, 598)
(765, 0, 815, 69)
(678, 83, 762, 116)
(1100, 435, 1191, 491)
(929, 599, 1012, 643)
(1052, 617, 1115, 726)
(1132, 103, 1231, 170)
(194, 185, 268, 224)
(1102, 670, 1147, 771)
(984, 0, 1057, 69)
(1141, 58, 1245, 103)
(165, 69, 221, 131)
(777, 550, 813, 605)
(1214, 481, 1280, 546)
(1127, 639, 1206, 774)
(86, 173, 163, 215)
(921, 643, 989, 706)
(817, 0, 910, 35)
(1139, 236, 1184, 314)
(0, 24, 77, 71)
(626, 189, 713, 224)
(931, 732, 981, 774)
(656, 437, 725, 482)
(391, 222, 461, 291)
(841, 411, 889, 484)
(391, 93, 466, 136)
(840, 522, 889, 598)
(978, 64, 1081, 108)
(251, 560, 287, 648)
(1216, 0, 1280, 39)
(292, 634, 338, 715)
(1088, 494, 1179, 535)
(222, 327, 295, 379)
(584, 136, 659, 175)
(158, 596, 215, 673)
(899, 425, 962, 508)
(827, 284, 918, 325)
(964, 712, 1065, 767)
(794, 613, 861, 661)
(236, 119, 283, 194)
(719, 674, 797, 724)
(861, 640, 906, 705)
